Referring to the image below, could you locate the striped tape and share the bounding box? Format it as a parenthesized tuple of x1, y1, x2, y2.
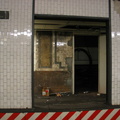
(0, 109, 120, 120)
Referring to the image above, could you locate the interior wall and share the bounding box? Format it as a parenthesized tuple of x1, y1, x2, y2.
(0, 0, 33, 108)
(35, 0, 109, 17)
(34, 31, 73, 95)
(111, 0, 120, 105)
(98, 35, 106, 94)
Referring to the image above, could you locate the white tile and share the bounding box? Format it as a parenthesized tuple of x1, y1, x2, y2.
(35, 0, 109, 17)
(0, 0, 32, 108)
(111, 0, 120, 105)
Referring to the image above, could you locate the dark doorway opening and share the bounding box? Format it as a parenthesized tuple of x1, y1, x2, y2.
(75, 36, 98, 93)
(33, 14, 112, 111)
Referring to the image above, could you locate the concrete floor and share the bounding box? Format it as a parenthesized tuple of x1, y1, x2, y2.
(34, 92, 120, 112)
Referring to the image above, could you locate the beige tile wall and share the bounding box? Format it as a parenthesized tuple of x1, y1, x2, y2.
(2, 0, 120, 108)
(111, 0, 120, 105)
(0, 0, 32, 108)
(35, 0, 109, 17)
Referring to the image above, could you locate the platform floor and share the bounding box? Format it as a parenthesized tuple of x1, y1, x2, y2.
(34, 92, 120, 112)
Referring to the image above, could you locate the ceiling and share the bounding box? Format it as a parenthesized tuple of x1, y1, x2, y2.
(34, 19, 107, 36)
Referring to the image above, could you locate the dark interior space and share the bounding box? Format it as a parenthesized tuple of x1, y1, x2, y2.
(75, 36, 98, 93)
(33, 17, 110, 110)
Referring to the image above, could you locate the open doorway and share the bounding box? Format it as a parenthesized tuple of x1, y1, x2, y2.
(74, 34, 107, 95)
(33, 15, 109, 111)
(75, 36, 98, 93)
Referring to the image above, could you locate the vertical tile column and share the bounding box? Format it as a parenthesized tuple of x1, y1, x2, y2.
(0, 0, 33, 108)
(111, 0, 120, 105)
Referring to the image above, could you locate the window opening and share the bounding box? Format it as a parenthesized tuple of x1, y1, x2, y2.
(34, 17, 109, 111)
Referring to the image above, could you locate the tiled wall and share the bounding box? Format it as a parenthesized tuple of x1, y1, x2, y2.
(34, 31, 73, 96)
(0, 0, 32, 108)
(111, 0, 120, 105)
(1, 0, 119, 109)
(34, 0, 120, 106)
(35, 0, 109, 17)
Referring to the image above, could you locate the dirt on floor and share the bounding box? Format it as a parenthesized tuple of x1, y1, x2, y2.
(34, 92, 120, 112)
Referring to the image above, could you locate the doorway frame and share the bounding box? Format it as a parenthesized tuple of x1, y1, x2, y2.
(34, 14, 111, 106)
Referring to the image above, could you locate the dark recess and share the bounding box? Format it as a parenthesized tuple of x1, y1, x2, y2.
(75, 36, 98, 93)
